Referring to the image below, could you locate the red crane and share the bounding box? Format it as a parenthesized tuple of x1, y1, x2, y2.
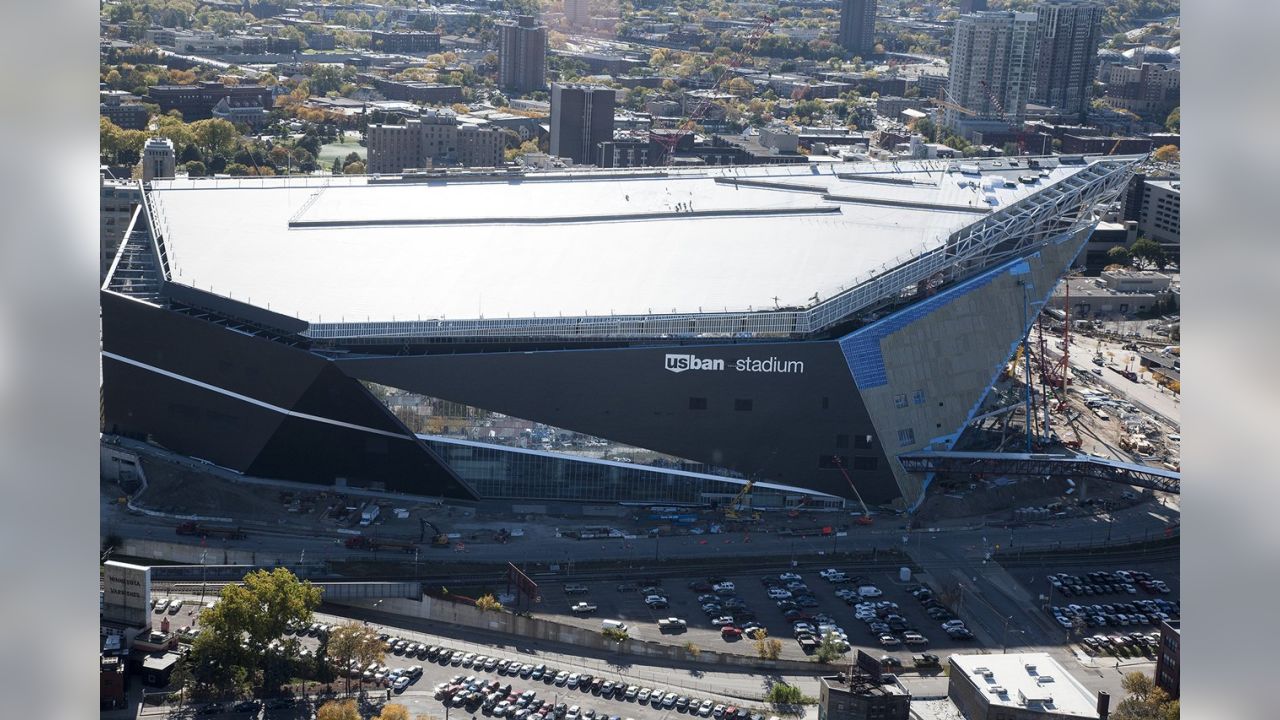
(650, 15, 775, 163)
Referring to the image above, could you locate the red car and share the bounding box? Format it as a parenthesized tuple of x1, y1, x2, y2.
(721, 625, 743, 638)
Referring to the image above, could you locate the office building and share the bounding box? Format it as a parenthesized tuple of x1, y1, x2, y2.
(1155, 620, 1180, 699)
(946, 11, 1039, 129)
(100, 155, 1137, 510)
(498, 15, 547, 94)
(100, 93, 150, 130)
(948, 653, 1105, 719)
(819, 674, 910, 720)
(100, 173, 142, 281)
(1031, 1, 1104, 121)
(1136, 178, 1180, 250)
(366, 112, 505, 172)
(838, 0, 877, 56)
(146, 81, 274, 121)
(550, 83, 615, 165)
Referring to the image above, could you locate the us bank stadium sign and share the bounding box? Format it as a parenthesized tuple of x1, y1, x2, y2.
(664, 353, 805, 374)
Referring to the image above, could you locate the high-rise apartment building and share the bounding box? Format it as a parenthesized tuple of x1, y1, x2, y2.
(550, 83, 615, 166)
(565, 0, 590, 28)
(838, 0, 877, 56)
(1031, 1, 1104, 120)
(498, 15, 547, 94)
(946, 11, 1039, 128)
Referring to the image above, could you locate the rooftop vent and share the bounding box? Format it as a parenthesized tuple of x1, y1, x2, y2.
(1024, 663, 1037, 674)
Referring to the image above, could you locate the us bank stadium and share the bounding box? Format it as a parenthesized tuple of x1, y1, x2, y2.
(101, 155, 1140, 512)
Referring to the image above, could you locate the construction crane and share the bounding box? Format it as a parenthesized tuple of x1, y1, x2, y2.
(832, 457, 874, 525)
(723, 480, 756, 520)
(651, 14, 775, 163)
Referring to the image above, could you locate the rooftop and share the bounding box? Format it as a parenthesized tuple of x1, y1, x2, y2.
(145, 159, 1093, 326)
(950, 653, 1098, 718)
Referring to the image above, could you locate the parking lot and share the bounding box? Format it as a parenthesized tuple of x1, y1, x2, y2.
(534, 566, 980, 667)
(1010, 559, 1180, 660)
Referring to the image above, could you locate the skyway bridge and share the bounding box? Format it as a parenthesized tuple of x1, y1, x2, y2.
(898, 450, 1180, 495)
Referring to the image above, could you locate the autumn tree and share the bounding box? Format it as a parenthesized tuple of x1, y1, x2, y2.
(1151, 144, 1179, 164)
(378, 705, 412, 720)
(1111, 672, 1179, 720)
(317, 699, 361, 720)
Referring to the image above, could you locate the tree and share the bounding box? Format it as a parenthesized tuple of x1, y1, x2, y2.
(317, 699, 361, 720)
(682, 641, 701, 659)
(342, 160, 366, 175)
(475, 594, 504, 612)
(1130, 236, 1167, 269)
(764, 683, 807, 705)
(190, 568, 322, 694)
(184, 161, 207, 177)
(192, 118, 240, 157)
(1151, 144, 1179, 164)
(754, 629, 782, 660)
(326, 623, 384, 693)
(1164, 106, 1179, 133)
(1107, 245, 1132, 266)
(1111, 672, 1178, 720)
(814, 633, 846, 663)
(378, 705, 412, 720)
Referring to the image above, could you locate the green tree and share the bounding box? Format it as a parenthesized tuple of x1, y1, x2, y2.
(1106, 245, 1132, 266)
(184, 160, 207, 177)
(1164, 106, 1179, 133)
(814, 632, 846, 663)
(764, 683, 808, 705)
(190, 568, 322, 694)
(192, 118, 240, 157)
(1130, 236, 1167, 270)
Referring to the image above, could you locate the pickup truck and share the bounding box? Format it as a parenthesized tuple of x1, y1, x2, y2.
(570, 602, 598, 614)
(913, 653, 941, 668)
(657, 618, 687, 633)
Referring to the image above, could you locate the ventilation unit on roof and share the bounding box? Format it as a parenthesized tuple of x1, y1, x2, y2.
(973, 667, 991, 675)
(987, 686, 1006, 695)
(1024, 663, 1037, 673)
(1037, 676, 1055, 684)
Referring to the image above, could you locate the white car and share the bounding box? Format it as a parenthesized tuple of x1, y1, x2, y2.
(698, 700, 714, 716)
(392, 675, 411, 692)
(567, 674, 581, 688)
(767, 588, 792, 600)
(857, 586, 883, 598)
(941, 620, 967, 630)
(878, 634, 901, 647)
(779, 572, 802, 582)
(636, 689, 652, 703)
(713, 582, 735, 593)
(154, 598, 170, 613)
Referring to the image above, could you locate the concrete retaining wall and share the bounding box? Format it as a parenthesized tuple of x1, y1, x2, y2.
(332, 595, 830, 674)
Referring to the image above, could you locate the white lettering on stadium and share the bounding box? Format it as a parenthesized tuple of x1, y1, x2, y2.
(664, 354, 804, 374)
(664, 354, 725, 373)
(735, 357, 805, 374)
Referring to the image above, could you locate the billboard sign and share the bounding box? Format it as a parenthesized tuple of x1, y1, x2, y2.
(102, 560, 152, 629)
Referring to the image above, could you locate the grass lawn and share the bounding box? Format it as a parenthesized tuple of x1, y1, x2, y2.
(317, 140, 366, 166)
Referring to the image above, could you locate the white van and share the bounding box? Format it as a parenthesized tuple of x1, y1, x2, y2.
(601, 620, 628, 632)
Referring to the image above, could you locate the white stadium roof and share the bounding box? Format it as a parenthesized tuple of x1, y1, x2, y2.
(147, 159, 1087, 324)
